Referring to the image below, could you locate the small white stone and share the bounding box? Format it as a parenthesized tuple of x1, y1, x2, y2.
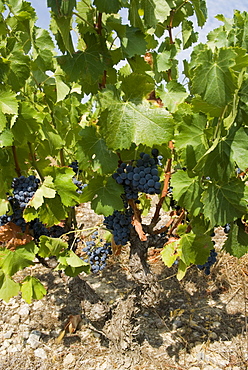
(18, 304, 30, 318)
(27, 331, 41, 349)
(9, 314, 20, 325)
(2, 340, 11, 349)
(7, 344, 22, 353)
(34, 348, 47, 360)
(32, 301, 44, 310)
(3, 331, 13, 339)
(63, 353, 75, 366)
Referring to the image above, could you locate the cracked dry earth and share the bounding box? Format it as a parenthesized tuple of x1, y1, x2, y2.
(0, 204, 248, 370)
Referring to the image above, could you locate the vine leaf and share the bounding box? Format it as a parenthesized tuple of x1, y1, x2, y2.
(38, 235, 67, 258)
(191, 47, 237, 107)
(141, 0, 171, 27)
(0, 242, 38, 276)
(45, 167, 80, 207)
(77, 126, 119, 175)
(0, 272, 20, 302)
(171, 171, 203, 216)
(28, 176, 56, 210)
(21, 276, 47, 303)
(98, 88, 174, 150)
(80, 176, 124, 216)
(158, 81, 188, 112)
(224, 221, 248, 258)
(0, 90, 18, 115)
(201, 179, 248, 226)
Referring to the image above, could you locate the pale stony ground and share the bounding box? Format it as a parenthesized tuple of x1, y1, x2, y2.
(0, 204, 247, 370)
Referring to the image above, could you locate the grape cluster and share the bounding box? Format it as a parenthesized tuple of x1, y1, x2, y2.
(82, 231, 112, 273)
(69, 160, 82, 174)
(72, 178, 87, 194)
(68, 161, 87, 194)
(197, 248, 217, 275)
(10, 175, 40, 209)
(4, 175, 40, 230)
(112, 150, 161, 200)
(104, 209, 133, 245)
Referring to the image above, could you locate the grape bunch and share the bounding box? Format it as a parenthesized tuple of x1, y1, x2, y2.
(68, 160, 82, 174)
(10, 175, 40, 209)
(72, 178, 87, 194)
(104, 209, 133, 245)
(68, 161, 87, 194)
(82, 231, 112, 273)
(197, 248, 217, 275)
(112, 150, 161, 200)
(5, 175, 40, 230)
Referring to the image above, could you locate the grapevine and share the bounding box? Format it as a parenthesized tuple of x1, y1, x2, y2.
(0, 0, 246, 310)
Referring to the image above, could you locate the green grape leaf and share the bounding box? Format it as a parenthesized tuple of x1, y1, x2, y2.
(228, 127, 248, 171)
(121, 73, 154, 101)
(191, 96, 223, 117)
(161, 239, 181, 267)
(171, 171, 203, 216)
(0, 90, 18, 115)
(0, 199, 10, 216)
(141, 0, 171, 27)
(35, 195, 68, 227)
(28, 176, 56, 210)
(55, 250, 90, 276)
(38, 236, 68, 258)
(98, 88, 174, 150)
(93, 0, 121, 13)
(21, 276, 47, 303)
(158, 81, 188, 113)
(45, 167, 80, 207)
(55, 71, 70, 102)
(156, 51, 173, 72)
(194, 138, 235, 182)
(224, 221, 248, 258)
(182, 19, 198, 49)
(191, 47, 237, 107)
(121, 27, 147, 58)
(179, 229, 212, 266)
(0, 242, 38, 276)
(177, 260, 187, 281)
(7, 45, 30, 91)
(0, 111, 7, 132)
(0, 272, 20, 302)
(80, 176, 124, 215)
(201, 178, 248, 226)
(191, 0, 207, 27)
(0, 130, 14, 147)
(34, 27, 55, 51)
(77, 126, 119, 175)
(54, 16, 75, 55)
(57, 34, 107, 94)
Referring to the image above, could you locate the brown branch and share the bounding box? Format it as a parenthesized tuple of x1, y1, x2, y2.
(11, 146, 21, 177)
(128, 199, 147, 241)
(168, 209, 185, 236)
(96, 12, 102, 35)
(150, 153, 173, 229)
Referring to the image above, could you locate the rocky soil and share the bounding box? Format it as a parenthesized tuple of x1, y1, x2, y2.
(0, 204, 247, 370)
